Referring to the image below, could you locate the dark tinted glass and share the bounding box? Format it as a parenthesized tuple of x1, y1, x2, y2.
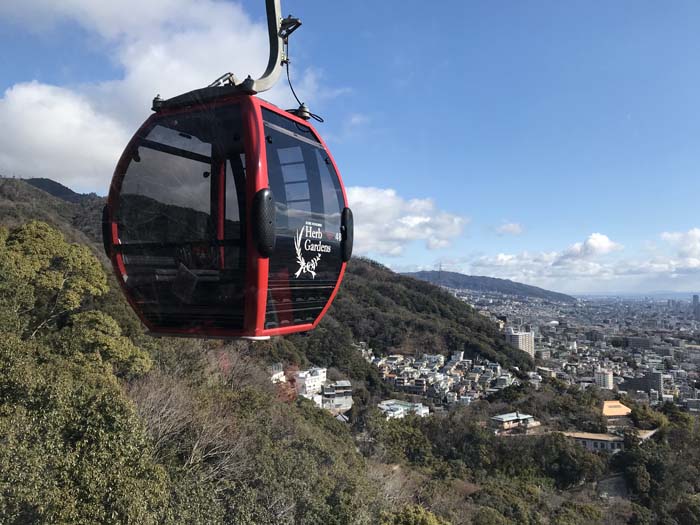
(262, 108, 344, 329)
(116, 104, 247, 331)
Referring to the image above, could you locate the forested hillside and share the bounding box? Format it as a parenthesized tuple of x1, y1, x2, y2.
(331, 259, 532, 370)
(0, 178, 104, 246)
(0, 178, 526, 523)
(25, 177, 95, 204)
(1, 177, 697, 524)
(0, 221, 383, 523)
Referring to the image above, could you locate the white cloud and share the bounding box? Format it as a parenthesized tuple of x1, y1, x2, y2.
(495, 222, 523, 236)
(0, 82, 129, 191)
(445, 233, 625, 292)
(346, 186, 466, 256)
(439, 228, 700, 293)
(0, 0, 339, 192)
(661, 227, 700, 258)
(348, 113, 370, 126)
(560, 233, 622, 260)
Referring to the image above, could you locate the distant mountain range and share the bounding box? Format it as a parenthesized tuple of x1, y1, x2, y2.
(404, 270, 576, 304)
(24, 178, 97, 204)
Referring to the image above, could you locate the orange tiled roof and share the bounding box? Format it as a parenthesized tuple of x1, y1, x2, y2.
(602, 400, 631, 417)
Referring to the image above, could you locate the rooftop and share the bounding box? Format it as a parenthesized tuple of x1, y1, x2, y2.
(491, 412, 534, 423)
(602, 400, 632, 417)
(378, 399, 426, 410)
(562, 431, 623, 442)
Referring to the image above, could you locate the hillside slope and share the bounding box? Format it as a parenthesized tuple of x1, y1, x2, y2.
(25, 177, 94, 203)
(0, 177, 104, 246)
(5, 178, 665, 524)
(405, 270, 576, 303)
(0, 178, 528, 374)
(326, 259, 531, 370)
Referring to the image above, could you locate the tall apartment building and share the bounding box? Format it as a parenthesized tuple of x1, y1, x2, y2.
(649, 370, 663, 394)
(505, 327, 535, 358)
(595, 368, 614, 390)
(622, 370, 664, 396)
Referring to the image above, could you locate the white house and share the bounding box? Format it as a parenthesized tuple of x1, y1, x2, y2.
(377, 399, 429, 419)
(294, 367, 327, 396)
(322, 380, 353, 414)
(269, 363, 286, 384)
(490, 412, 541, 433)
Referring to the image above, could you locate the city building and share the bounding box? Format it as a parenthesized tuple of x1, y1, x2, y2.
(685, 399, 700, 412)
(564, 428, 658, 454)
(292, 368, 354, 415)
(602, 400, 632, 428)
(378, 399, 429, 419)
(269, 363, 286, 384)
(626, 336, 651, 349)
(622, 370, 663, 398)
(490, 412, 540, 433)
(293, 367, 327, 396)
(321, 380, 353, 414)
(594, 368, 614, 390)
(446, 284, 700, 415)
(504, 327, 535, 358)
(535, 349, 551, 360)
(562, 432, 625, 453)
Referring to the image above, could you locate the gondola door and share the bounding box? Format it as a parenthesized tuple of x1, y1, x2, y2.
(259, 103, 347, 334)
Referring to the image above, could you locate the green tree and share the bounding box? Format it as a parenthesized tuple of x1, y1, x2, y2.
(552, 501, 603, 525)
(536, 433, 604, 489)
(0, 221, 108, 338)
(471, 507, 511, 525)
(673, 495, 700, 525)
(628, 503, 653, 525)
(625, 464, 651, 497)
(56, 310, 152, 377)
(631, 405, 668, 430)
(0, 334, 169, 524)
(367, 412, 434, 465)
(0, 222, 166, 523)
(380, 505, 451, 525)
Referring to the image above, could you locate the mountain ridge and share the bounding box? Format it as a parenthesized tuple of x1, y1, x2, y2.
(24, 177, 97, 204)
(404, 269, 576, 304)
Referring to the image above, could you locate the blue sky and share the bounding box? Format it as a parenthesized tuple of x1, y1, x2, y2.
(1, 0, 699, 294)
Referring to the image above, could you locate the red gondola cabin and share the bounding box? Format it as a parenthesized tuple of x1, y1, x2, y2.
(103, 92, 353, 338)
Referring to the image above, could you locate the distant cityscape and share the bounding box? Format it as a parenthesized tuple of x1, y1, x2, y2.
(458, 287, 700, 409)
(269, 285, 700, 455)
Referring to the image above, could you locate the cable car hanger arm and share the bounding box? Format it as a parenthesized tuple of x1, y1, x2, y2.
(153, 0, 301, 111)
(251, 0, 302, 93)
(212, 0, 297, 93)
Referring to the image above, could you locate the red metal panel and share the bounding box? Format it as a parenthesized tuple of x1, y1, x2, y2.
(242, 96, 268, 336)
(262, 322, 315, 337)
